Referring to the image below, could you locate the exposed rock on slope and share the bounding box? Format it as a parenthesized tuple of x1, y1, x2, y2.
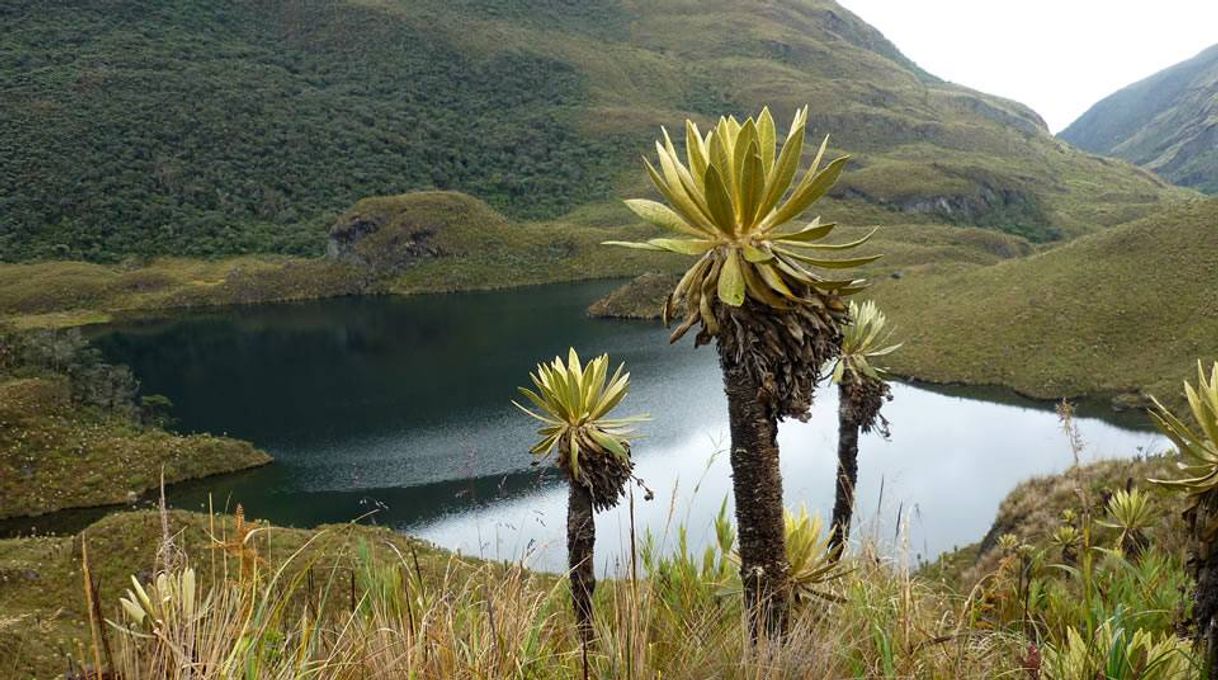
(586, 272, 679, 320)
(328, 191, 507, 274)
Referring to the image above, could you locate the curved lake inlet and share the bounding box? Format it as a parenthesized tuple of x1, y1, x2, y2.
(17, 281, 1165, 572)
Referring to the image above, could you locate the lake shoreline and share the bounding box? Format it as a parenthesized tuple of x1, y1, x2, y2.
(585, 272, 1178, 415)
(0, 374, 273, 522)
(72, 286, 1164, 573)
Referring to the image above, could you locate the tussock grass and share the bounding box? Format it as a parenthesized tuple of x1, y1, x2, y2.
(2, 476, 1204, 679)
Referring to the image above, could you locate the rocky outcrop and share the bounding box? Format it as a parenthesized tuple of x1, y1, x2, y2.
(839, 182, 1055, 242)
(586, 272, 678, 320)
(327, 190, 510, 275)
(329, 198, 444, 274)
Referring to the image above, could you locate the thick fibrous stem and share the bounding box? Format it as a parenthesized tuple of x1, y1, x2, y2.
(557, 435, 630, 649)
(706, 297, 843, 421)
(567, 482, 596, 647)
(707, 296, 842, 640)
(844, 372, 890, 436)
(829, 373, 891, 557)
(828, 380, 861, 557)
(556, 439, 633, 513)
(1187, 501, 1218, 677)
(720, 340, 790, 640)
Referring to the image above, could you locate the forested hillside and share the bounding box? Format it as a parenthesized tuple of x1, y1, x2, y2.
(1, 0, 1183, 261)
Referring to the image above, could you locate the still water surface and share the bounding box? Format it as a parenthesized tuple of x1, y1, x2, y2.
(73, 281, 1164, 572)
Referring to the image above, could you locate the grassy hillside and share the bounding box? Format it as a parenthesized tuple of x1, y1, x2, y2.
(1060, 43, 1218, 194)
(587, 199, 1218, 410)
(2, 486, 1202, 677)
(586, 220, 1035, 317)
(0, 188, 1043, 329)
(1, 0, 1186, 262)
(0, 331, 269, 518)
(872, 198, 1218, 408)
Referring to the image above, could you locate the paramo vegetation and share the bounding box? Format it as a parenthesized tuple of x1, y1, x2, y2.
(7, 108, 1216, 680)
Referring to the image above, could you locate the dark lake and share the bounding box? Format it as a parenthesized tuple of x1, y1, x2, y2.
(11, 281, 1167, 571)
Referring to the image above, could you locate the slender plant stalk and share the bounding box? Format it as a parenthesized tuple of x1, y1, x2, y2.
(81, 533, 105, 680)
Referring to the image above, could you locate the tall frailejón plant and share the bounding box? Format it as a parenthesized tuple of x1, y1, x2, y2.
(605, 107, 878, 636)
(514, 349, 645, 644)
(1148, 361, 1218, 676)
(826, 300, 900, 558)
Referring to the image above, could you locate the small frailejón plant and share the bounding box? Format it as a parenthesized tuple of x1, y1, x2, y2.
(1050, 524, 1080, 567)
(606, 106, 878, 637)
(825, 300, 900, 558)
(1148, 361, 1218, 676)
(1040, 615, 1193, 680)
(783, 507, 847, 605)
(514, 349, 645, 644)
(1098, 487, 1153, 559)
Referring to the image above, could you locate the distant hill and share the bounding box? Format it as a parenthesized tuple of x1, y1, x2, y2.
(1, 0, 1182, 262)
(588, 197, 1218, 408)
(872, 198, 1218, 408)
(1060, 44, 1218, 194)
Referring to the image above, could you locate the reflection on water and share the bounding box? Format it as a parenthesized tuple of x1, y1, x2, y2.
(5, 282, 1166, 572)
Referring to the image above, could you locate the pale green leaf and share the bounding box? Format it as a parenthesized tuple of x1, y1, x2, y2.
(623, 199, 707, 237)
(718, 249, 745, 307)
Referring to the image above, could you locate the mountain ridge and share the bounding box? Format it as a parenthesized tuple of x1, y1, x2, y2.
(1060, 43, 1218, 193)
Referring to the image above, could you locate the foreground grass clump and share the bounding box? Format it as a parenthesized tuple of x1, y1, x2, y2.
(0, 331, 269, 518)
(3, 486, 1206, 679)
(0, 510, 466, 678)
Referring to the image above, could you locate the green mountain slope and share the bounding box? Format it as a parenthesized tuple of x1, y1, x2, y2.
(1059, 44, 1218, 194)
(872, 198, 1218, 408)
(564, 193, 1218, 407)
(1, 0, 1184, 262)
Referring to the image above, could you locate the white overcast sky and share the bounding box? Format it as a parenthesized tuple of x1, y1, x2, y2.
(837, 0, 1218, 132)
